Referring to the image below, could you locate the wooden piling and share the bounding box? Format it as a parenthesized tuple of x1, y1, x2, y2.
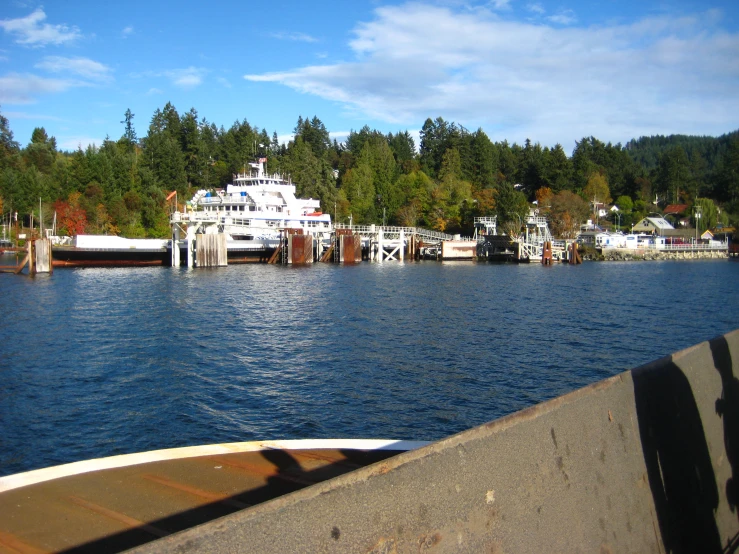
(195, 234, 227, 267)
(542, 241, 553, 265)
(34, 239, 52, 274)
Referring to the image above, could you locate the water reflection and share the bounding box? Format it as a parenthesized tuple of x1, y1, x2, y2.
(0, 260, 738, 476)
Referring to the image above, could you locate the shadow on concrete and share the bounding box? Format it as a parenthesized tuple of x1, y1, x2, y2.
(633, 358, 722, 554)
(711, 336, 739, 554)
(57, 448, 402, 554)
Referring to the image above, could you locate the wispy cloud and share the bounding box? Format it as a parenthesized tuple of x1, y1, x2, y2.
(131, 67, 207, 89)
(122, 26, 134, 38)
(146, 87, 163, 95)
(217, 77, 231, 88)
(4, 110, 66, 121)
(245, 3, 739, 146)
(165, 67, 206, 88)
(58, 136, 103, 151)
(0, 72, 81, 104)
(526, 3, 545, 15)
(35, 56, 112, 81)
(270, 31, 318, 43)
(489, 0, 512, 11)
(0, 8, 81, 47)
(547, 10, 576, 25)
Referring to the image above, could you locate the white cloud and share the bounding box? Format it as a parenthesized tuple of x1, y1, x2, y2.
(35, 56, 112, 81)
(245, 3, 739, 147)
(146, 87, 163, 95)
(270, 31, 318, 43)
(0, 72, 80, 104)
(58, 136, 103, 151)
(4, 110, 65, 121)
(0, 8, 81, 47)
(217, 77, 232, 88)
(526, 3, 545, 15)
(489, 0, 512, 10)
(547, 10, 576, 25)
(131, 67, 207, 89)
(122, 26, 134, 38)
(165, 67, 205, 88)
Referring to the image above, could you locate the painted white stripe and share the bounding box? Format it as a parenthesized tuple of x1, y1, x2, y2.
(0, 439, 430, 493)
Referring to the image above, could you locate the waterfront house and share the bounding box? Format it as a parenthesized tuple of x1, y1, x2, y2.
(595, 232, 627, 248)
(663, 204, 689, 227)
(632, 217, 675, 235)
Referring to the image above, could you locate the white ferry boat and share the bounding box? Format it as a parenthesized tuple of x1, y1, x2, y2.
(171, 158, 332, 261)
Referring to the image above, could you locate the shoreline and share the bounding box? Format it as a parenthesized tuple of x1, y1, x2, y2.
(587, 248, 729, 261)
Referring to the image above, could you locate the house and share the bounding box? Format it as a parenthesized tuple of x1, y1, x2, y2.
(663, 204, 690, 227)
(595, 232, 627, 248)
(632, 217, 675, 235)
(663, 204, 689, 216)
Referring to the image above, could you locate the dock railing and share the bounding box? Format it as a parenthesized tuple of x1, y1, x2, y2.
(333, 224, 453, 243)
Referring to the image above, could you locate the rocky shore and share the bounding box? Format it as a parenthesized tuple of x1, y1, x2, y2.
(584, 248, 728, 261)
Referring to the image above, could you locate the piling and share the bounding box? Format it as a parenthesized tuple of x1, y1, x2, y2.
(33, 239, 52, 274)
(286, 231, 314, 264)
(339, 233, 361, 263)
(195, 233, 227, 267)
(568, 242, 582, 264)
(542, 241, 553, 265)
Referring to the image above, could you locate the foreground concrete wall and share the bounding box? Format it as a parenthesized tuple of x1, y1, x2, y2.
(133, 330, 739, 553)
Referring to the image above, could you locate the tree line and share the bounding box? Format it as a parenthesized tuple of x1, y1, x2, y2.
(1, 104, 738, 239)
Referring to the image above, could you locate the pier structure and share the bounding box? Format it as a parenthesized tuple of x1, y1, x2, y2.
(333, 224, 452, 262)
(473, 216, 497, 239)
(474, 216, 519, 262)
(517, 214, 568, 262)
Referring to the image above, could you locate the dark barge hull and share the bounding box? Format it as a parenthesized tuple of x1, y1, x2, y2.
(52, 247, 169, 267)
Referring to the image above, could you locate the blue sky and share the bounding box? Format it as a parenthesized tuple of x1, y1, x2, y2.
(1, 0, 738, 153)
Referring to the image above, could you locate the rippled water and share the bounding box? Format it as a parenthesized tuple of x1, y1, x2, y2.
(1, 259, 738, 476)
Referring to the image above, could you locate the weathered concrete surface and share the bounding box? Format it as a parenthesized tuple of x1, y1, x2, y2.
(131, 330, 739, 553)
(441, 240, 476, 260)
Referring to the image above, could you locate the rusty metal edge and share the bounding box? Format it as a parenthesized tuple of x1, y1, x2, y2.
(0, 439, 430, 494)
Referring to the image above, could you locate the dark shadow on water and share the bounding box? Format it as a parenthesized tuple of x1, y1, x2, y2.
(633, 358, 722, 554)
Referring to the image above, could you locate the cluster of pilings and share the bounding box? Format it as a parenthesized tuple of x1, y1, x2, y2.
(0, 239, 52, 275)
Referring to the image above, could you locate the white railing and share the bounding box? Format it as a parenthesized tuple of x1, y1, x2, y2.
(658, 243, 728, 251)
(604, 242, 728, 252)
(333, 224, 453, 242)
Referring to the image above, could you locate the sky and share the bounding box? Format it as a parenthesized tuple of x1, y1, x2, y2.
(1, 0, 738, 154)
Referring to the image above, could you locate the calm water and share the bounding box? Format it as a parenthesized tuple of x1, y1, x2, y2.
(1, 259, 738, 477)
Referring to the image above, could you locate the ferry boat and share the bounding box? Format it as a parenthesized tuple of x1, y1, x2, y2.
(171, 158, 332, 262)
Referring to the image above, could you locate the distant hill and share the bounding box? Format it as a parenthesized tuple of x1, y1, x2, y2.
(624, 130, 739, 171)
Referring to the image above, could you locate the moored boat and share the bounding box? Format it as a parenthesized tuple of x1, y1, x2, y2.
(171, 158, 332, 263)
(51, 235, 170, 267)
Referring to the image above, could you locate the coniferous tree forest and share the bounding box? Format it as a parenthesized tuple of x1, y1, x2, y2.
(1, 104, 738, 239)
